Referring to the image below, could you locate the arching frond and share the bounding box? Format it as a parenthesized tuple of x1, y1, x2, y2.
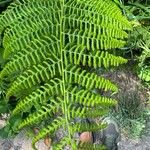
(6, 59, 62, 98)
(17, 100, 62, 130)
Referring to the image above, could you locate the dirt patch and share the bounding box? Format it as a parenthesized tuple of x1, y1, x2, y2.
(102, 65, 150, 150)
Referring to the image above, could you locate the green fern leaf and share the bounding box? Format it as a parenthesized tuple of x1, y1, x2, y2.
(17, 100, 62, 130)
(73, 122, 107, 133)
(65, 65, 118, 92)
(6, 59, 62, 99)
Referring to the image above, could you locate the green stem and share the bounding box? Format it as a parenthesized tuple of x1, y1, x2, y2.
(60, 0, 76, 149)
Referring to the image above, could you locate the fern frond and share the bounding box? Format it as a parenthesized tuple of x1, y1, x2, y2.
(6, 59, 61, 98)
(78, 142, 106, 150)
(0, 40, 60, 78)
(73, 122, 107, 133)
(84, 108, 109, 118)
(67, 104, 109, 119)
(65, 0, 131, 30)
(0, 0, 131, 149)
(3, 17, 60, 59)
(64, 29, 126, 50)
(52, 136, 71, 150)
(64, 12, 128, 36)
(17, 100, 62, 130)
(0, 0, 60, 34)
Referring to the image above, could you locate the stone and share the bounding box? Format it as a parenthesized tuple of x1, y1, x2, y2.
(79, 132, 93, 143)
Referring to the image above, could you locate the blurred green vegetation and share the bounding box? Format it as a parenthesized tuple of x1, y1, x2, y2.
(121, 0, 150, 86)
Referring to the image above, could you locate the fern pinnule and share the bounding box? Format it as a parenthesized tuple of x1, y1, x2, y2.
(52, 136, 72, 150)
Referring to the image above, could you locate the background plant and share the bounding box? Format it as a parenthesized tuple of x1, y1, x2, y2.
(0, 0, 13, 125)
(111, 88, 148, 138)
(120, 0, 150, 86)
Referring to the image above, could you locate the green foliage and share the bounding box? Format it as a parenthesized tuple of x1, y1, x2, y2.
(120, 0, 150, 86)
(0, 0, 13, 115)
(128, 25, 150, 85)
(0, 0, 131, 149)
(138, 41, 150, 83)
(112, 90, 148, 138)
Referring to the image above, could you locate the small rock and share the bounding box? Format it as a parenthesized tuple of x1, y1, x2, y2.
(0, 120, 6, 129)
(44, 137, 52, 149)
(79, 132, 93, 143)
(1, 140, 13, 150)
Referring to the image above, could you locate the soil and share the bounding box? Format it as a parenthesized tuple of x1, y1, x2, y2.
(0, 126, 150, 150)
(108, 66, 150, 150)
(0, 131, 49, 150)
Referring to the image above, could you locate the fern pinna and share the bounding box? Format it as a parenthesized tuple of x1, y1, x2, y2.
(0, 0, 131, 149)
